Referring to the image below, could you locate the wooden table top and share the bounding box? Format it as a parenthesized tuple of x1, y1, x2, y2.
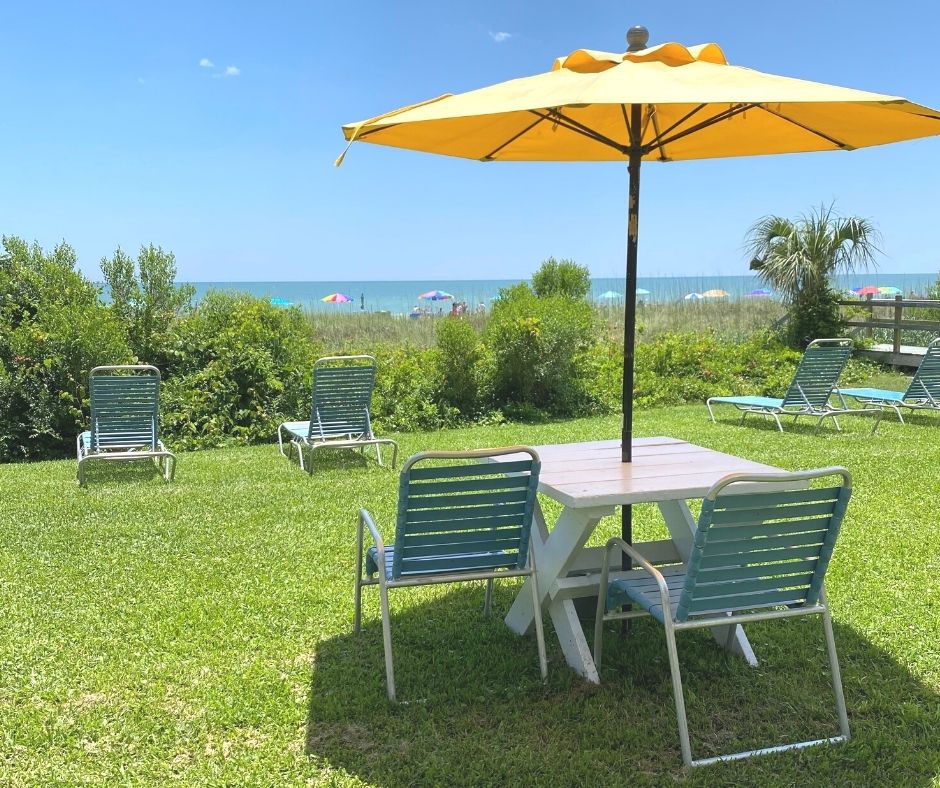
(490, 437, 786, 508)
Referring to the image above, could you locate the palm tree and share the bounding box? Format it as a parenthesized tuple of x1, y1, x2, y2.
(745, 204, 881, 347)
(746, 204, 881, 301)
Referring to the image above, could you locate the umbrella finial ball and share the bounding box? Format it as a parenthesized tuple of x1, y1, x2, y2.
(626, 26, 649, 52)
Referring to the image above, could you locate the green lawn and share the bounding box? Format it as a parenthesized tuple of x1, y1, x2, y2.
(0, 405, 938, 786)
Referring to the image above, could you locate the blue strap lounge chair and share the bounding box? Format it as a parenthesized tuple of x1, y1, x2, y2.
(76, 365, 176, 487)
(836, 337, 940, 429)
(706, 338, 882, 432)
(278, 355, 398, 473)
(354, 447, 548, 701)
(593, 468, 852, 767)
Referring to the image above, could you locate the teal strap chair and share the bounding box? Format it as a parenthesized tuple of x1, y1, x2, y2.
(76, 365, 176, 486)
(278, 355, 398, 473)
(707, 338, 882, 432)
(837, 337, 940, 429)
(594, 468, 852, 767)
(355, 447, 548, 701)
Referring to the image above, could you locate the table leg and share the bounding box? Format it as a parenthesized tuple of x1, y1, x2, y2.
(657, 499, 758, 666)
(505, 503, 611, 683)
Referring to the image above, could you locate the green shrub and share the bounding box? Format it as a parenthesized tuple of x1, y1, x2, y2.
(100, 244, 194, 365)
(370, 345, 458, 432)
(0, 237, 132, 461)
(787, 287, 846, 349)
(483, 283, 596, 415)
(530, 257, 591, 299)
(435, 317, 482, 413)
(583, 331, 801, 412)
(161, 292, 316, 450)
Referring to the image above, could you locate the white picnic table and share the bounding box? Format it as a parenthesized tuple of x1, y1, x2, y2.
(489, 437, 794, 683)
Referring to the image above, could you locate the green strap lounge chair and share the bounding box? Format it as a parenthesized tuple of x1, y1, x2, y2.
(706, 338, 882, 432)
(354, 447, 548, 702)
(836, 337, 940, 430)
(76, 365, 176, 487)
(593, 468, 852, 767)
(278, 355, 398, 473)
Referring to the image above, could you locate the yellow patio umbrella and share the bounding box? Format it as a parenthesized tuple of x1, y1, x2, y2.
(337, 25, 940, 541)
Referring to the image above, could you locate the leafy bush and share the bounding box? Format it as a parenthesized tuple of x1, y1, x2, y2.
(787, 287, 846, 349)
(101, 244, 194, 365)
(483, 283, 596, 415)
(161, 292, 316, 449)
(0, 237, 132, 461)
(435, 317, 482, 413)
(370, 345, 459, 432)
(530, 257, 591, 299)
(583, 331, 802, 412)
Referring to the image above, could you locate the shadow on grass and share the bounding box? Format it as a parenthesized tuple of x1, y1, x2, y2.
(281, 445, 382, 475)
(713, 412, 884, 435)
(77, 457, 171, 487)
(306, 584, 939, 786)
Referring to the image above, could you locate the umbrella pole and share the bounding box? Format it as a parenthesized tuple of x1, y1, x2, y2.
(620, 103, 643, 632)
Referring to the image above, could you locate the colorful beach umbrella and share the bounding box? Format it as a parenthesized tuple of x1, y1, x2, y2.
(338, 25, 940, 552)
(598, 290, 622, 299)
(684, 292, 703, 301)
(418, 289, 454, 301)
(321, 292, 352, 303)
(852, 286, 881, 296)
(878, 286, 902, 295)
(748, 288, 772, 298)
(701, 289, 729, 298)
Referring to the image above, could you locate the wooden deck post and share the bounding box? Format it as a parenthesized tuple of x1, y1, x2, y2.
(893, 294, 903, 355)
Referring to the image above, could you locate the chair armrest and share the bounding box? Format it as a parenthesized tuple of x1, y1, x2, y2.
(599, 537, 673, 617)
(358, 508, 385, 565)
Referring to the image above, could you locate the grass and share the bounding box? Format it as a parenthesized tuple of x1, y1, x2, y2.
(306, 300, 787, 349)
(0, 405, 938, 786)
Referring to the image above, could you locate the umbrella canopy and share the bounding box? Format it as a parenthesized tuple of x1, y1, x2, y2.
(684, 292, 703, 301)
(748, 288, 773, 297)
(636, 288, 651, 295)
(701, 289, 729, 297)
(269, 297, 292, 307)
(321, 292, 352, 303)
(598, 290, 622, 299)
(852, 285, 881, 296)
(878, 286, 902, 295)
(338, 25, 940, 546)
(418, 290, 454, 300)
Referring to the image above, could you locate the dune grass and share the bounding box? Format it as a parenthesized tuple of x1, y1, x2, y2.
(306, 300, 786, 350)
(0, 405, 938, 785)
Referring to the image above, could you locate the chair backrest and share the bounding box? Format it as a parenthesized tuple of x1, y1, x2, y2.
(308, 355, 377, 439)
(89, 365, 161, 451)
(391, 448, 541, 581)
(781, 338, 853, 409)
(675, 468, 852, 623)
(904, 337, 940, 403)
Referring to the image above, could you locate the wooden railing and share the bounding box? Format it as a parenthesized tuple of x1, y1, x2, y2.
(838, 296, 940, 355)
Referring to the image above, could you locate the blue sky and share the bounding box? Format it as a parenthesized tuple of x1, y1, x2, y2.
(2, 1, 939, 281)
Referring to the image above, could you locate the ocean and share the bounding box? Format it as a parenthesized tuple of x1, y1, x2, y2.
(181, 273, 938, 315)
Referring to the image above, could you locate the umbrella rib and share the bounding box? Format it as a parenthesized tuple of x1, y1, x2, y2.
(531, 109, 628, 153)
(651, 104, 708, 146)
(754, 105, 852, 149)
(481, 115, 548, 161)
(645, 103, 757, 154)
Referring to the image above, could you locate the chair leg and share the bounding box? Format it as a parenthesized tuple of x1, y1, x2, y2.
(821, 598, 851, 740)
(483, 578, 494, 617)
(354, 522, 365, 634)
(706, 399, 716, 423)
(529, 554, 548, 681)
(664, 622, 694, 768)
(379, 580, 396, 701)
(374, 441, 384, 467)
(772, 413, 783, 432)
